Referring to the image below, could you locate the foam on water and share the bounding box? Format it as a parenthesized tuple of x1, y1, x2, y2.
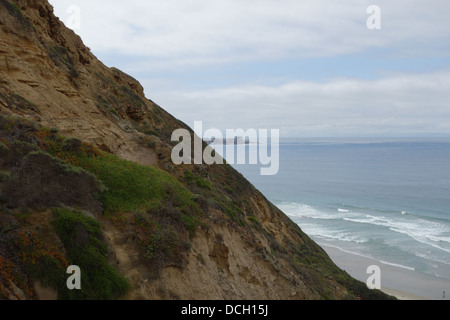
(379, 260, 416, 271)
(233, 139, 450, 287)
(276, 200, 450, 279)
(342, 214, 450, 254)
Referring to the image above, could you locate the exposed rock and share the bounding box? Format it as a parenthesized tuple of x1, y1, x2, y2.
(9, 280, 26, 300)
(0, 0, 392, 301)
(34, 281, 58, 300)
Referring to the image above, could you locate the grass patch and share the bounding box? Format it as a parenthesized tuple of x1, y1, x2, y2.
(28, 119, 204, 219)
(247, 216, 259, 224)
(219, 201, 245, 222)
(77, 152, 194, 214)
(184, 170, 212, 191)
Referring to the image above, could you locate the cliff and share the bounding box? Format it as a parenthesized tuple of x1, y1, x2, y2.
(0, 0, 391, 300)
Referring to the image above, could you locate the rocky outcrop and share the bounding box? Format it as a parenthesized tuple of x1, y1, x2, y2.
(0, 0, 392, 300)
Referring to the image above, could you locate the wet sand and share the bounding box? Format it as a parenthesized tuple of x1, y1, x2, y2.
(320, 244, 450, 300)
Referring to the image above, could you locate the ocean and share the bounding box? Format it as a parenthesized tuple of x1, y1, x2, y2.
(220, 138, 450, 294)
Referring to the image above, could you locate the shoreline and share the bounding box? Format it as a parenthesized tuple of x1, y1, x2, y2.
(319, 244, 450, 300)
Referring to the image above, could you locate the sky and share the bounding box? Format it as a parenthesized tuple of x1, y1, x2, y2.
(49, 0, 450, 137)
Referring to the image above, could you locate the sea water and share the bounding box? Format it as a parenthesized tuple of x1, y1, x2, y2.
(225, 138, 450, 284)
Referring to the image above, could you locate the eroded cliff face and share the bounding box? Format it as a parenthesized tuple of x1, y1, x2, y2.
(0, 0, 390, 300)
(0, 0, 169, 166)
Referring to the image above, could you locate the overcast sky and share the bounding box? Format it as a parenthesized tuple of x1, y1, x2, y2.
(49, 0, 450, 137)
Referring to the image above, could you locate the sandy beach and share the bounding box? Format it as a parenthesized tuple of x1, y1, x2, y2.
(320, 244, 450, 300)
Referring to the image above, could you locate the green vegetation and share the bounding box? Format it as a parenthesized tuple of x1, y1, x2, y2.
(119, 85, 144, 107)
(184, 170, 212, 191)
(247, 216, 259, 224)
(77, 152, 195, 215)
(94, 92, 120, 117)
(138, 124, 160, 137)
(0, 255, 36, 299)
(139, 135, 158, 149)
(14, 230, 68, 299)
(44, 123, 198, 219)
(11, 93, 37, 112)
(49, 46, 79, 78)
(31, 121, 204, 273)
(0, 87, 38, 114)
(92, 76, 146, 120)
(0, 170, 10, 183)
(0, 115, 206, 296)
(145, 222, 190, 271)
(52, 208, 129, 300)
(0, 0, 34, 31)
(93, 71, 114, 85)
(0, 114, 392, 300)
(219, 201, 244, 221)
(131, 193, 203, 274)
(2, 146, 102, 212)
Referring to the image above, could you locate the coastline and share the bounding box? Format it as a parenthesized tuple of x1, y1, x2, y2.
(320, 244, 450, 300)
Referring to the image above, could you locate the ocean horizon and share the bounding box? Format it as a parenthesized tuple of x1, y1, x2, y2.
(221, 137, 450, 299)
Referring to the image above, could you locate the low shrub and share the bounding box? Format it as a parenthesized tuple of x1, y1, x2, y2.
(51, 208, 129, 300)
(14, 231, 68, 298)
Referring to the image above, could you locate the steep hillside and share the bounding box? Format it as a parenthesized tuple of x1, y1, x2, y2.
(0, 0, 392, 300)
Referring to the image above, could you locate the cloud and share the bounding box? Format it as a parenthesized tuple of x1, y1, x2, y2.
(48, 1, 450, 137)
(51, 0, 450, 70)
(147, 70, 450, 137)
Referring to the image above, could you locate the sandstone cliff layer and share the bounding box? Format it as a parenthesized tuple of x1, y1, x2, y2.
(0, 0, 391, 300)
